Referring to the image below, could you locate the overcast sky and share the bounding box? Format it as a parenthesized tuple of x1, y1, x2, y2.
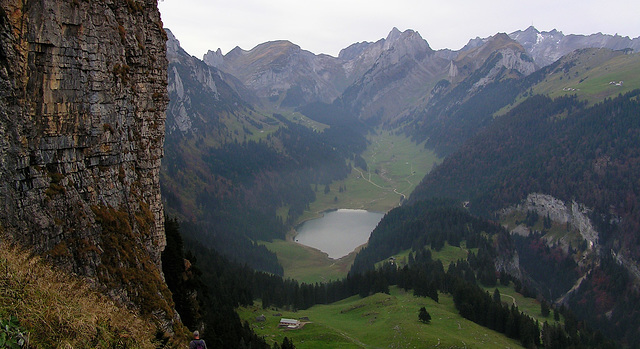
(158, 0, 640, 59)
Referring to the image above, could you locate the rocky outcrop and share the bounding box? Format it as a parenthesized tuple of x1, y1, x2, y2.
(0, 0, 174, 328)
(203, 48, 224, 68)
(500, 193, 599, 249)
(165, 29, 255, 137)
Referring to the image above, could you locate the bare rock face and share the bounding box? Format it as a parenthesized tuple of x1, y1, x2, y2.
(501, 193, 599, 249)
(0, 0, 174, 328)
(509, 26, 640, 67)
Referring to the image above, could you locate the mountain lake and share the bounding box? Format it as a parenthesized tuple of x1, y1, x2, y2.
(294, 209, 385, 259)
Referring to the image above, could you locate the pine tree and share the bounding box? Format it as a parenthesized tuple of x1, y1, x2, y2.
(493, 288, 501, 303)
(419, 306, 431, 323)
(281, 337, 295, 349)
(541, 300, 550, 317)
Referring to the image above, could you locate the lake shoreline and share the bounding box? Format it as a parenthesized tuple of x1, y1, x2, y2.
(293, 209, 385, 259)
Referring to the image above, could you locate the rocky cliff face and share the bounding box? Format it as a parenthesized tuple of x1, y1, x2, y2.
(500, 193, 599, 249)
(0, 0, 174, 328)
(165, 29, 255, 138)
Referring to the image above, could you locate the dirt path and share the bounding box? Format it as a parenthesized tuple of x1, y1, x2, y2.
(354, 137, 416, 198)
(500, 294, 517, 307)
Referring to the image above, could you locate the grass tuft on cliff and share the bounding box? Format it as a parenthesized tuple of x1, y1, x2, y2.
(0, 240, 159, 348)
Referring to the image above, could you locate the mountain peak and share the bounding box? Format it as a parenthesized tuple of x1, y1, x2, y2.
(385, 27, 404, 46)
(383, 27, 430, 53)
(165, 28, 180, 55)
(203, 48, 224, 68)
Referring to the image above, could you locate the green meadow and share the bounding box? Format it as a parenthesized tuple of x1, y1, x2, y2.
(238, 287, 525, 349)
(299, 130, 441, 221)
(260, 239, 357, 284)
(496, 50, 640, 116)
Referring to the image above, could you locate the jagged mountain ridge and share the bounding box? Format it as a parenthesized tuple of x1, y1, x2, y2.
(336, 28, 450, 124)
(198, 26, 638, 126)
(166, 29, 258, 138)
(509, 26, 640, 67)
(210, 40, 350, 106)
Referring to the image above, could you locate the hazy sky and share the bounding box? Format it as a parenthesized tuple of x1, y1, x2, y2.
(158, 0, 640, 59)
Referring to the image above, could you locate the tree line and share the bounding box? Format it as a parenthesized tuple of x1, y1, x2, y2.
(163, 198, 617, 348)
(162, 217, 296, 349)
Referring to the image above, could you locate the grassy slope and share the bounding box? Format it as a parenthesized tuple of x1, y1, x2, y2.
(298, 131, 440, 221)
(538, 50, 640, 102)
(482, 284, 562, 326)
(0, 241, 175, 348)
(376, 243, 477, 270)
(497, 50, 640, 116)
(260, 239, 357, 284)
(238, 287, 524, 349)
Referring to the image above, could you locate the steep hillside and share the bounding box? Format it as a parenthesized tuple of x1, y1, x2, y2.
(165, 29, 260, 140)
(162, 32, 368, 273)
(0, 0, 176, 331)
(337, 29, 450, 124)
(0, 241, 161, 347)
(520, 48, 640, 104)
(410, 91, 640, 345)
(409, 33, 537, 155)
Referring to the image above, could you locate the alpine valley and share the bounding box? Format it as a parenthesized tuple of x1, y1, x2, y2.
(2, 1, 640, 347)
(160, 24, 640, 348)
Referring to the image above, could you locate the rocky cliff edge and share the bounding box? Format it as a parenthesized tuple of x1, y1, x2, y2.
(0, 0, 175, 332)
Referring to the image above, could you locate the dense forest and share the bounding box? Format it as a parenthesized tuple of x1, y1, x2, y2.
(411, 90, 640, 254)
(162, 111, 366, 273)
(162, 217, 297, 349)
(409, 90, 640, 346)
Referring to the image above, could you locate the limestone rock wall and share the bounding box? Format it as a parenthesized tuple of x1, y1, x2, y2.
(501, 193, 599, 248)
(0, 0, 172, 324)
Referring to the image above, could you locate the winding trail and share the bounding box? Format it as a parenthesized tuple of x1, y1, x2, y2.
(352, 135, 419, 203)
(500, 294, 517, 307)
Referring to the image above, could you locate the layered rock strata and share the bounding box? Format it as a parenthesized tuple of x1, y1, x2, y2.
(0, 0, 173, 327)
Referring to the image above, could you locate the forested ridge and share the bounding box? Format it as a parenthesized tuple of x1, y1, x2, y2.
(162, 217, 297, 349)
(409, 90, 640, 346)
(411, 90, 640, 254)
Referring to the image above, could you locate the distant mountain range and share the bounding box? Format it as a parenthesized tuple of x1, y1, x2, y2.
(177, 26, 638, 126)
